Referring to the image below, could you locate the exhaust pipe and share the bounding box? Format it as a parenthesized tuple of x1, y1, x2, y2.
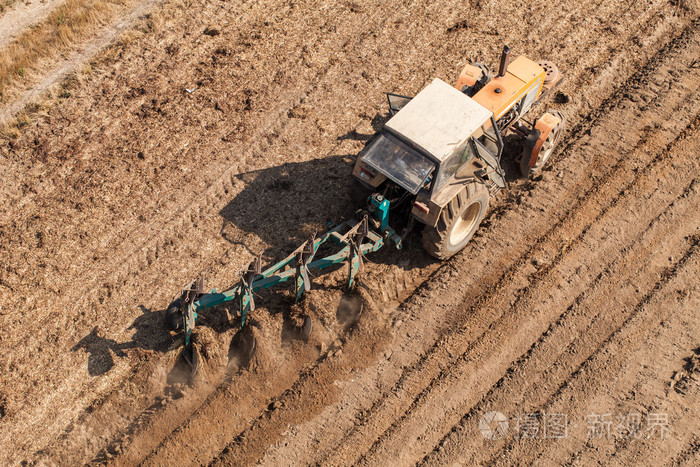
(497, 45, 511, 78)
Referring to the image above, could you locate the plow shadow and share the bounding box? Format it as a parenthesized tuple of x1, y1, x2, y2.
(71, 305, 172, 376)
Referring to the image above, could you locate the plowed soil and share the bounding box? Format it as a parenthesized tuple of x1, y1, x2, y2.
(1, 0, 699, 465)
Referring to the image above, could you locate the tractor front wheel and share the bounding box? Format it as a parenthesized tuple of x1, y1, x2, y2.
(421, 182, 489, 260)
(521, 111, 565, 177)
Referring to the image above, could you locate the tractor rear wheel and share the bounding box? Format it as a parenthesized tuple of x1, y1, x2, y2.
(421, 182, 489, 260)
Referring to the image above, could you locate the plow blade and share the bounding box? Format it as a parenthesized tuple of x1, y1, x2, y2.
(229, 326, 257, 369)
(301, 315, 313, 342)
(183, 342, 202, 376)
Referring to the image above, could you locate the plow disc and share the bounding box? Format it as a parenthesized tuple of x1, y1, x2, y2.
(165, 299, 183, 330)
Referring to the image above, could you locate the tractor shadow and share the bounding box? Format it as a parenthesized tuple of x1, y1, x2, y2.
(218, 149, 432, 270)
(218, 112, 391, 260)
(336, 112, 389, 142)
(219, 154, 365, 260)
(500, 133, 527, 183)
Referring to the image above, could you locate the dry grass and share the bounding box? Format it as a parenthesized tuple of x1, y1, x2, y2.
(0, 0, 126, 101)
(0, 0, 18, 15)
(0, 98, 54, 139)
(0, 111, 29, 139)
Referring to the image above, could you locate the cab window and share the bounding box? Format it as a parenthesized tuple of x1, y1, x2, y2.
(434, 140, 477, 191)
(361, 131, 436, 195)
(477, 119, 501, 158)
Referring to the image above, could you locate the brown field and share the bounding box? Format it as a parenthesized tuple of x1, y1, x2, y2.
(0, 0, 698, 465)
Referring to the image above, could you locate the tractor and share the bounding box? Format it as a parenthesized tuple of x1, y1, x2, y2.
(352, 45, 564, 259)
(165, 46, 565, 372)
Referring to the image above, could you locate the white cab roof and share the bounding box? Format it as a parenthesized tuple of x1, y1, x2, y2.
(385, 78, 493, 162)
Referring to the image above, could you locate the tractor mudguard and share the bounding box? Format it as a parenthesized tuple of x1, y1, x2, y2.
(526, 112, 562, 168)
(455, 64, 483, 92)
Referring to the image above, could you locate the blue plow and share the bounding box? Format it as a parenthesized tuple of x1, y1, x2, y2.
(167, 194, 401, 373)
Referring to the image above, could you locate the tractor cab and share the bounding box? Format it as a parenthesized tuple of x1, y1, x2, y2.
(353, 78, 505, 214)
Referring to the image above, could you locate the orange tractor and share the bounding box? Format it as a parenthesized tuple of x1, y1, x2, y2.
(353, 45, 565, 258)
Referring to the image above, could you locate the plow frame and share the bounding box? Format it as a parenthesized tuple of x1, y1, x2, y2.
(177, 206, 391, 348)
